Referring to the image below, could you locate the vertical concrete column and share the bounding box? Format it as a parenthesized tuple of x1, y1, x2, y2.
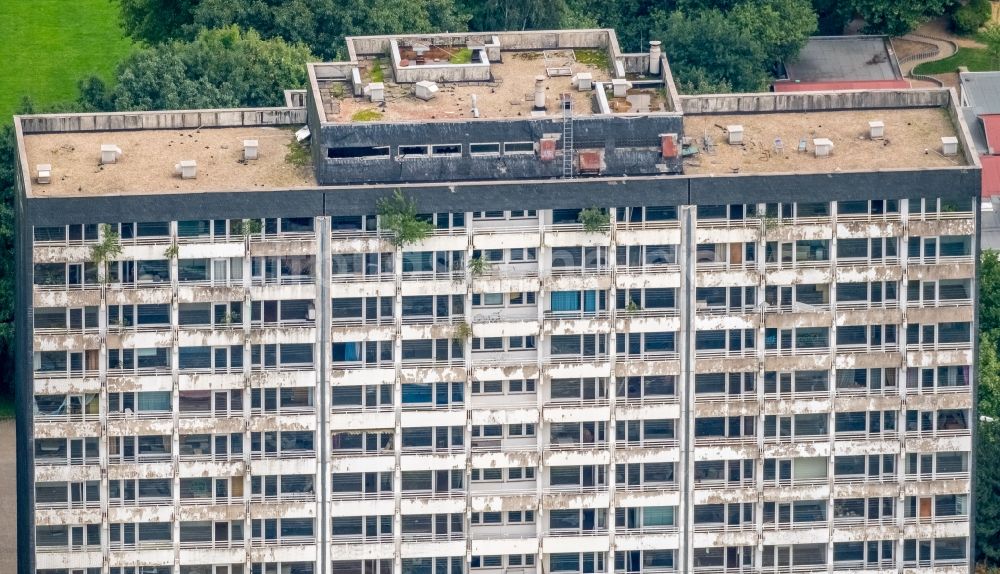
(896, 198, 911, 570)
(241, 219, 253, 574)
(826, 204, 838, 570)
(606, 206, 618, 558)
(97, 224, 110, 567)
(677, 205, 697, 573)
(535, 210, 548, 574)
(169, 220, 181, 565)
(393, 239, 404, 574)
(969, 193, 981, 567)
(754, 203, 767, 573)
(316, 216, 332, 574)
(464, 213, 474, 569)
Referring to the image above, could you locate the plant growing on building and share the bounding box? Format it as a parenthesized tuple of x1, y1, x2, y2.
(578, 207, 609, 233)
(377, 190, 432, 247)
(751, 207, 780, 233)
(163, 243, 179, 260)
(468, 256, 492, 277)
(222, 312, 237, 328)
(232, 219, 263, 237)
(452, 321, 473, 343)
(370, 59, 385, 83)
(285, 139, 311, 166)
(91, 224, 123, 284)
(112, 316, 130, 334)
(625, 299, 640, 314)
(449, 48, 473, 64)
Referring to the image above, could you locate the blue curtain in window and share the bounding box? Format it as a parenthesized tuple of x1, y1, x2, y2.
(551, 291, 580, 312)
(334, 342, 361, 362)
(584, 290, 596, 313)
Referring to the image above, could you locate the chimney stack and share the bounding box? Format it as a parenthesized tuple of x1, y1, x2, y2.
(534, 76, 546, 110)
(649, 41, 662, 75)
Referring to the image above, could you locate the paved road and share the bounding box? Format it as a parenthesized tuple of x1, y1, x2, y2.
(0, 420, 16, 573)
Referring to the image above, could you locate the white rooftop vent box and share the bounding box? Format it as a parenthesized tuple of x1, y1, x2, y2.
(100, 144, 123, 165)
(942, 136, 959, 156)
(415, 80, 438, 101)
(243, 140, 259, 161)
(727, 125, 744, 145)
(813, 138, 834, 157)
(573, 73, 593, 91)
(366, 82, 385, 103)
(36, 164, 51, 184)
(611, 78, 631, 98)
(869, 120, 885, 139)
(175, 160, 197, 179)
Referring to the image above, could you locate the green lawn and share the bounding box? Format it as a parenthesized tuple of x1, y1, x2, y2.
(914, 46, 1000, 75)
(0, 0, 134, 122)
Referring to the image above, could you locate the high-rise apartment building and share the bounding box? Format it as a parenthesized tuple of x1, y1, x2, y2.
(14, 29, 978, 574)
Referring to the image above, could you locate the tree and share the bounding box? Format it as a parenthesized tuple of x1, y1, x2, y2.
(118, 0, 201, 44)
(567, 0, 669, 52)
(79, 26, 313, 111)
(817, 0, 956, 36)
(377, 190, 433, 247)
(983, 23, 1000, 69)
(982, 251, 1000, 335)
(731, 0, 817, 65)
(117, 0, 471, 59)
(652, 8, 771, 93)
(463, 0, 568, 32)
(979, 420, 1000, 564)
(0, 121, 15, 399)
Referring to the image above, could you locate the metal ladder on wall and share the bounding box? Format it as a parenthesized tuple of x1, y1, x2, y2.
(562, 93, 574, 178)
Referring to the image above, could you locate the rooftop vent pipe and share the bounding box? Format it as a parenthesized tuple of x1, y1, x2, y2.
(534, 76, 546, 110)
(649, 41, 662, 75)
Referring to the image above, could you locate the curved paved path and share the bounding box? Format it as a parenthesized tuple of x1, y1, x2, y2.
(898, 33, 957, 77)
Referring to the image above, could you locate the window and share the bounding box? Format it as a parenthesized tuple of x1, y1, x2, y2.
(431, 144, 461, 156)
(470, 143, 500, 155)
(616, 376, 675, 400)
(504, 142, 534, 154)
(328, 146, 390, 159)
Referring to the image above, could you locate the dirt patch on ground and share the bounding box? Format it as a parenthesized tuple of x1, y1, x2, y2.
(893, 38, 937, 61)
(0, 420, 16, 573)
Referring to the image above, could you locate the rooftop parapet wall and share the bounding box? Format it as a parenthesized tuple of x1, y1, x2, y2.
(679, 89, 951, 115)
(18, 107, 306, 135)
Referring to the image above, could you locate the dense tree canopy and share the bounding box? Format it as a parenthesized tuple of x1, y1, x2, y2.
(651, 0, 817, 93)
(80, 26, 313, 111)
(118, 0, 470, 60)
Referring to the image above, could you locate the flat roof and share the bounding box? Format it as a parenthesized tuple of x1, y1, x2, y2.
(960, 71, 1000, 116)
(682, 107, 967, 175)
(784, 36, 902, 83)
(22, 126, 316, 197)
(316, 49, 617, 123)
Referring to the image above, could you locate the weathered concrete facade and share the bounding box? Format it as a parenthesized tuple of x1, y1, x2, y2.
(13, 27, 979, 574)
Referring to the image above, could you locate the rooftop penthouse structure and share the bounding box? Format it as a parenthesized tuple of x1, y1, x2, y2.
(13, 28, 980, 574)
